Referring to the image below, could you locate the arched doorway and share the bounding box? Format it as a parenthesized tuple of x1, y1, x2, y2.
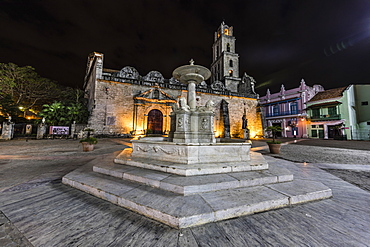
(147, 109, 163, 134)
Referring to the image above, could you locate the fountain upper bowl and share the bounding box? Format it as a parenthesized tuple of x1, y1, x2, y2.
(173, 64, 211, 85)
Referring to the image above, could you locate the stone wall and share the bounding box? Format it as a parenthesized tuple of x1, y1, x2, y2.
(192, 92, 261, 138)
(87, 78, 263, 138)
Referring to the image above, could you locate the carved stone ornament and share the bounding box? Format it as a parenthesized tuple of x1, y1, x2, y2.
(136, 144, 185, 155)
(201, 118, 208, 130)
(211, 80, 226, 91)
(205, 100, 214, 110)
(198, 80, 208, 89)
(143, 71, 164, 83)
(169, 77, 181, 84)
(134, 87, 177, 103)
(177, 117, 183, 128)
(238, 73, 257, 97)
(198, 100, 215, 112)
(178, 97, 190, 112)
(115, 66, 139, 79)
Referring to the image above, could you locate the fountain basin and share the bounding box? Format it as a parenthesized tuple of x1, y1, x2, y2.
(178, 73, 205, 84)
(172, 64, 211, 84)
(131, 138, 251, 165)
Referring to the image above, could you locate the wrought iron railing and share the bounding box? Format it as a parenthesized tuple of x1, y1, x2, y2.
(308, 114, 341, 121)
(265, 110, 301, 118)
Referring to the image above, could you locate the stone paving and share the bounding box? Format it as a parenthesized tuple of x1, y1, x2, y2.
(0, 139, 370, 246)
(0, 138, 127, 247)
(0, 212, 32, 247)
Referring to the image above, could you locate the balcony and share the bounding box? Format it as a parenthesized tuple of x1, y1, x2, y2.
(308, 114, 341, 121)
(265, 110, 301, 118)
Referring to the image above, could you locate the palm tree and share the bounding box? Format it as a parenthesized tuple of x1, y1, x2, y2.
(266, 125, 282, 143)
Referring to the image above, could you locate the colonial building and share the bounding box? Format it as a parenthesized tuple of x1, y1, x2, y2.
(259, 80, 324, 138)
(306, 85, 370, 140)
(84, 22, 263, 138)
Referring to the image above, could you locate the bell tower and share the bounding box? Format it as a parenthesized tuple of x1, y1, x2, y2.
(211, 21, 241, 93)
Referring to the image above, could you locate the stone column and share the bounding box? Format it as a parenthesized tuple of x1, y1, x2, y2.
(187, 81, 196, 111)
(37, 123, 47, 139)
(220, 100, 230, 138)
(324, 124, 328, 139)
(70, 122, 77, 139)
(282, 120, 287, 137)
(0, 122, 15, 140)
(243, 129, 250, 139)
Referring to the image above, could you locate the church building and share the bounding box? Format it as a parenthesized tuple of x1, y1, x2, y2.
(84, 22, 263, 138)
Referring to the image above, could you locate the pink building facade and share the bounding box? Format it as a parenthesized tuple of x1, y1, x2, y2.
(259, 80, 324, 138)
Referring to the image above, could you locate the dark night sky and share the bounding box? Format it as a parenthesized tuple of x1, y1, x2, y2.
(1, 0, 370, 95)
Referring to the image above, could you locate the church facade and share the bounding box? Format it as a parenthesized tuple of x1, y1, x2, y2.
(84, 22, 263, 138)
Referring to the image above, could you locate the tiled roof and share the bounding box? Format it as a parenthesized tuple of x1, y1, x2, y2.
(308, 86, 348, 102)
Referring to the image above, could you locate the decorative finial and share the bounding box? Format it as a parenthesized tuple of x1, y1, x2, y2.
(189, 59, 195, 65)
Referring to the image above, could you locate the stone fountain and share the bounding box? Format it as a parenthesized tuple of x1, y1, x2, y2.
(63, 61, 332, 229)
(129, 60, 253, 169)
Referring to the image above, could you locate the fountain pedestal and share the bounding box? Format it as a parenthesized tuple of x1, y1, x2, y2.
(167, 59, 215, 144)
(168, 110, 216, 144)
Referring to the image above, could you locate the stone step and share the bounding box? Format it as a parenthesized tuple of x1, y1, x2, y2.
(62, 164, 332, 229)
(114, 148, 269, 176)
(93, 162, 293, 195)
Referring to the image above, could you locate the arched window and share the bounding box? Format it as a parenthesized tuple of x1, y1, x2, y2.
(227, 43, 230, 52)
(229, 60, 233, 67)
(229, 70, 233, 77)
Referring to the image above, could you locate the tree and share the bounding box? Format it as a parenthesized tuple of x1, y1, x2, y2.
(0, 62, 90, 124)
(38, 88, 89, 126)
(61, 88, 89, 124)
(266, 125, 282, 143)
(66, 102, 89, 124)
(38, 102, 67, 126)
(0, 63, 60, 112)
(58, 87, 86, 104)
(0, 92, 21, 121)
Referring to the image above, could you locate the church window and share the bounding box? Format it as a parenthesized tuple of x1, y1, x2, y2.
(229, 60, 233, 67)
(229, 70, 233, 77)
(153, 90, 159, 99)
(224, 28, 229, 35)
(227, 43, 230, 52)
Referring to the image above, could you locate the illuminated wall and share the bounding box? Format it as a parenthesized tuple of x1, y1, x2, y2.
(86, 77, 263, 138)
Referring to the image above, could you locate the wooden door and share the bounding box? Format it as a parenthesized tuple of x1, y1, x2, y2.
(147, 109, 163, 134)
